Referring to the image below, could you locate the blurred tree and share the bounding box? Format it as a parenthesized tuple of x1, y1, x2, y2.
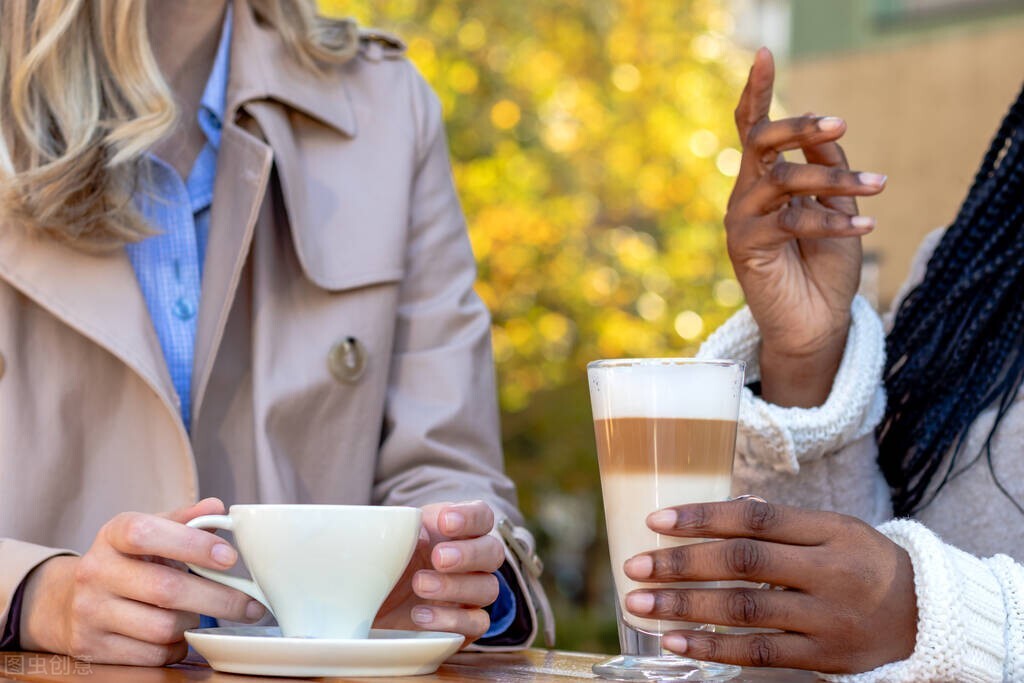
(320, 0, 751, 652)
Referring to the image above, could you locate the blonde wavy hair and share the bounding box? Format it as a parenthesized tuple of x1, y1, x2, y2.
(0, 0, 358, 250)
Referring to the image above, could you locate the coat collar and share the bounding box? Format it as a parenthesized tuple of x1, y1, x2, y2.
(0, 1, 356, 440)
(0, 227, 183, 426)
(227, 0, 357, 138)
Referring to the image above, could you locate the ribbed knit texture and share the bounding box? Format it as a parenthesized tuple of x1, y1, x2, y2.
(989, 554, 1024, 680)
(825, 520, 1006, 682)
(697, 295, 886, 473)
(701, 292, 1022, 680)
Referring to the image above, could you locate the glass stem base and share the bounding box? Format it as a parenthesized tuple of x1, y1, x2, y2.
(594, 606, 740, 681)
(592, 654, 741, 681)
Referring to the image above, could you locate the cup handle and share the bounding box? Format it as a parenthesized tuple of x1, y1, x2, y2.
(185, 515, 272, 612)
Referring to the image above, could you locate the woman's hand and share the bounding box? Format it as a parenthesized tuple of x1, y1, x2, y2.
(623, 498, 918, 674)
(375, 500, 504, 645)
(726, 48, 886, 407)
(19, 498, 266, 665)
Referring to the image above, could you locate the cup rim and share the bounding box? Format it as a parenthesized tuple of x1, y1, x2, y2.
(227, 504, 421, 514)
(587, 357, 745, 370)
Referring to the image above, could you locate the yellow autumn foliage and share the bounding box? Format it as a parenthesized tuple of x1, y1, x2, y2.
(320, 0, 750, 651)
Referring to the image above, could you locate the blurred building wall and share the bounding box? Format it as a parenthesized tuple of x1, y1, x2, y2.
(734, 0, 1024, 308)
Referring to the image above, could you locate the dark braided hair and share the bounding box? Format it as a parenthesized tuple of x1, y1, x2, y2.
(878, 82, 1024, 517)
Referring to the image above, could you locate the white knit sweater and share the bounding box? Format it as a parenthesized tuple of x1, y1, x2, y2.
(698, 296, 1024, 682)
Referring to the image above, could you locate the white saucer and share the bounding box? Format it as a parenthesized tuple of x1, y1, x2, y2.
(184, 626, 464, 678)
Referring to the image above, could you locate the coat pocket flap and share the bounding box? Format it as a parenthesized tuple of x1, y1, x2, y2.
(284, 165, 408, 292)
(248, 101, 410, 293)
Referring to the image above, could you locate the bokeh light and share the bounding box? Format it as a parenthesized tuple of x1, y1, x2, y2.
(319, 0, 751, 653)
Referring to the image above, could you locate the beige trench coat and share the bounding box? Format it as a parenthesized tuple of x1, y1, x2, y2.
(0, 2, 546, 644)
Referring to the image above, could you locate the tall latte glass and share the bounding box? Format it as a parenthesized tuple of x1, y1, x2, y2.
(588, 358, 745, 681)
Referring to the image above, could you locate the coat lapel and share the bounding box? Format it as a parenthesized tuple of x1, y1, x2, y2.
(0, 228, 181, 418)
(189, 0, 361, 429)
(190, 122, 272, 430)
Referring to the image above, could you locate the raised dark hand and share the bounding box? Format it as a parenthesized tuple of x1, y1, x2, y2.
(726, 48, 886, 407)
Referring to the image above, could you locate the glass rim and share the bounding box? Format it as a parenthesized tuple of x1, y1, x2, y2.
(586, 357, 745, 370)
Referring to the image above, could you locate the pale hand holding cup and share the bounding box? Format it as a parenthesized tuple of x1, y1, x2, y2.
(185, 504, 424, 641)
(186, 500, 504, 646)
(374, 500, 504, 645)
(19, 498, 267, 666)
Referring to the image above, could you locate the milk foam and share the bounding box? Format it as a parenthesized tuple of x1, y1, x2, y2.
(588, 360, 744, 421)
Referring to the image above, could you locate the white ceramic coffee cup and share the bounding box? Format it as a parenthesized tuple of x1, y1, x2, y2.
(186, 504, 422, 640)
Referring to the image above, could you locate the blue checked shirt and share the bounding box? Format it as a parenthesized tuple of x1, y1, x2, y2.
(125, 7, 230, 430)
(127, 9, 515, 640)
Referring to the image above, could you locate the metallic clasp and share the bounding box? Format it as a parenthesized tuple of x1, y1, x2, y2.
(496, 518, 544, 579)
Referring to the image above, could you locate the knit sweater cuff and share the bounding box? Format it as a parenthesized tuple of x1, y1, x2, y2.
(824, 519, 1005, 683)
(697, 295, 886, 473)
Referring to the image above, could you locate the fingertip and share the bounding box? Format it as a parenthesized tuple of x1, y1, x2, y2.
(663, 633, 688, 654)
(414, 570, 442, 596)
(411, 606, 435, 626)
(197, 497, 226, 514)
(434, 545, 462, 570)
(442, 511, 467, 535)
(474, 501, 495, 526)
(165, 497, 225, 523)
(858, 172, 887, 189)
(816, 116, 844, 133)
(624, 554, 653, 579)
(647, 509, 677, 531)
(625, 591, 655, 615)
(210, 542, 237, 567)
(245, 600, 267, 621)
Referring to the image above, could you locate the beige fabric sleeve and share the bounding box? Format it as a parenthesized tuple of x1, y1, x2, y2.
(371, 64, 519, 523)
(0, 539, 76, 636)
(368, 65, 547, 649)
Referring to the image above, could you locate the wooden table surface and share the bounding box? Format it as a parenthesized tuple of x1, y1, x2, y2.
(0, 649, 821, 682)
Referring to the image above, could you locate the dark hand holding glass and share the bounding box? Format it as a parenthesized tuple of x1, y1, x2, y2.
(624, 498, 918, 674)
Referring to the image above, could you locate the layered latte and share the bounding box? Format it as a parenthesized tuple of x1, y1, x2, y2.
(589, 361, 742, 635)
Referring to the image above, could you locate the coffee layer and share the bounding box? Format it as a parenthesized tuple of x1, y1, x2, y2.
(594, 417, 737, 474)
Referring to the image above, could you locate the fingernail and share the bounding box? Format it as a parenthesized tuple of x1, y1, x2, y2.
(626, 592, 655, 615)
(416, 573, 442, 594)
(412, 607, 435, 625)
(211, 543, 236, 565)
(443, 512, 466, 534)
(245, 600, 266, 621)
(624, 555, 653, 579)
(817, 116, 843, 131)
(663, 634, 688, 654)
(851, 216, 875, 230)
(647, 509, 677, 530)
(437, 547, 461, 568)
(858, 172, 887, 188)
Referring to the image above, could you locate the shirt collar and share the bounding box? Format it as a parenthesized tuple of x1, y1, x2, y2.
(197, 4, 232, 151)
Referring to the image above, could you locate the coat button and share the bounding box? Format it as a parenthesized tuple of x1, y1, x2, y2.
(328, 337, 366, 384)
